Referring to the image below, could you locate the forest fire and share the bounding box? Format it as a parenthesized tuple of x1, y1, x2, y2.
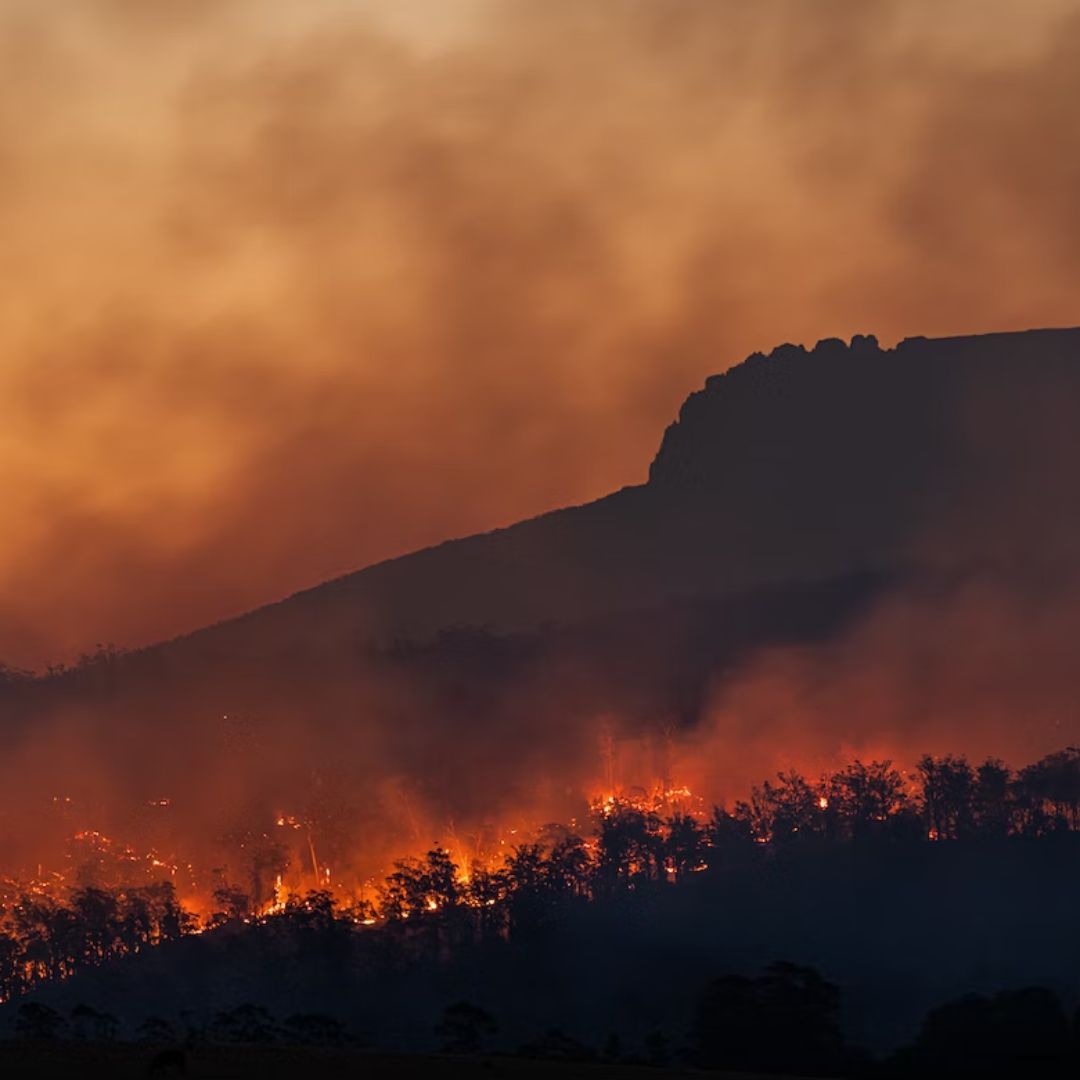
(1, 0, 1077, 1062)
(0, 742, 1079, 1008)
(4, 757, 708, 940)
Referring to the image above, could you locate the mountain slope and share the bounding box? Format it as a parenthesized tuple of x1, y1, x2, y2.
(4, 325, 1080, 876)
(157, 325, 1080, 664)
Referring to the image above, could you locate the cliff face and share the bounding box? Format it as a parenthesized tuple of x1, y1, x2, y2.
(649, 327, 1080, 546)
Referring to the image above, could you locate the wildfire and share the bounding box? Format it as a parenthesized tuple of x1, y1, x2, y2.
(73, 829, 111, 846)
(21, 771, 700, 933)
(265, 874, 288, 915)
(6, 729, 904, 937)
(0, 735, 1074, 1020)
(0, 757, 749, 940)
(591, 782, 702, 819)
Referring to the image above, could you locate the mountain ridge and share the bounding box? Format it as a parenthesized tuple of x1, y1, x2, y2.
(148, 324, 1080, 665)
(4, 324, 1080, 879)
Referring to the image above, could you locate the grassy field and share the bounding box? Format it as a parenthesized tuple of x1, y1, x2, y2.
(0, 1042, 804, 1079)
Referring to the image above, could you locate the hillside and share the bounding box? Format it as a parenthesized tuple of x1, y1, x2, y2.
(148, 325, 1080, 664)
(3, 326, 1080, 882)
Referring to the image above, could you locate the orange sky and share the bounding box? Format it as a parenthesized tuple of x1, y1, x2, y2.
(2, 0, 1080, 668)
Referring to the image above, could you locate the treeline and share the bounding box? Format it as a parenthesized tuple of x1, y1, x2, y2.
(4, 746, 1080, 1003)
(190, 745, 1080, 959)
(0, 643, 128, 685)
(0, 883, 191, 1003)
(371, 746, 1080, 942)
(11, 999, 347, 1046)
(11, 960, 1080, 1079)
(731, 746, 1080, 843)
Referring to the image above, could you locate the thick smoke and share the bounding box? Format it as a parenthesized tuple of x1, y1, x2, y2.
(2, 0, 1079, 666)
(680, 581, 1080, 806)
(3, 2, 1080, 902)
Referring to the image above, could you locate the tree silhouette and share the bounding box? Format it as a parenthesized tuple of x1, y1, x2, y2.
(380, 847, 463, 956)
(467, 864, 510, 940)
(71, 886, 119, 963)
(518, 1028, 595, 1061)
(706, 805, 754, 866)
(595, 804, 664, 889)
(545, 834, 591, 896)
(209, 883, 251, 927)
(917, 754, 976, 840)
(902, 987, 1072, 1076)
(209, 1003, 279, 1044)
(829, 759, 910, 839)
(382, 848, 460, 921)
(436, 1000, 498, 1053)
(693, 962, 844, 1076)
(973, 758, 1013, 837)
(665, 812, 705, 878)
(504, 843, 550, 932)
(136, 1015, 177, 1043)
(1018, 748, 1080, 832)
(70, 1003, 117, 1041)
(15, 1001, 67, 1040)
(283, 1012, 346, 1045)
(737, 771, 823, 842)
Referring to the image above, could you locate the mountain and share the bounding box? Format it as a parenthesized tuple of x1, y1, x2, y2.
(82, 325, 1073, 666)
(4, 326, 1080, 873)
(5, 327, 1080, 1060)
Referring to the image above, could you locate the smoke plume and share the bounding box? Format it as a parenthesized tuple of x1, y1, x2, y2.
(2, 0, 1079, 666)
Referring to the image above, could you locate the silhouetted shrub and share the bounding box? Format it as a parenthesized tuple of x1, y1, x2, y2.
(209, 1003, 279, 1044)
(70, 1002, 117, 1040)
(136, 1015, 177, 1043)
(693, 962, 844, 1075)
(283, 1012, 346, 1045)
(15, 1001, 67, 1040)
(897, 986, 1071, 1077)
(518, 1027, 595, 1061)
(436, 1000, 498, 1054)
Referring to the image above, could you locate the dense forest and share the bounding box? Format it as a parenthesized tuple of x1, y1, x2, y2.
(5, 747, 1080, 1075)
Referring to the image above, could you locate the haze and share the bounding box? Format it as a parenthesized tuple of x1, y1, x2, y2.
(3, 0, 1079, 667)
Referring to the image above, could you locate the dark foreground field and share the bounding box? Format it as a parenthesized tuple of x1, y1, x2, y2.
(0, 1042, 793, 1080)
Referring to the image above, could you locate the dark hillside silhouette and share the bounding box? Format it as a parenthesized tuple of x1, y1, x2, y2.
(7, 327, 1080, 681)
(4, 327, 1080, 957)
(63, 328, 1080, 660)
(0, 329, 1075, 725)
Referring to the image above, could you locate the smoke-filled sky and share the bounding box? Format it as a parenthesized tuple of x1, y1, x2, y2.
(3, 0, 1080, 668)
